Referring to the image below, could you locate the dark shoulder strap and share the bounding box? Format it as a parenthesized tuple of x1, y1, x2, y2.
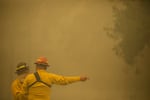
(27, 72, 39, 88)
(28, 72, 51, 89)
(40, 81, 51, 88)
(34, 72, 41, 81)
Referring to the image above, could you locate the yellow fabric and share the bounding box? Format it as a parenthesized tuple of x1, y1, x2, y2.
(11, 79, 25, 100)
(22, 69, 81, 100)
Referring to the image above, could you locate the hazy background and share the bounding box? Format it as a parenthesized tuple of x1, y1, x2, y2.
(0, 0, 149, 100)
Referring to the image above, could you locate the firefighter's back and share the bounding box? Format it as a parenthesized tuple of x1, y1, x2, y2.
(27, 70, 52, 100)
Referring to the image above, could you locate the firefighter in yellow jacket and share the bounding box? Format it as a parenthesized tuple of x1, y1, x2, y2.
(22, 57, 88, 100)
(11, 62, 30, 100)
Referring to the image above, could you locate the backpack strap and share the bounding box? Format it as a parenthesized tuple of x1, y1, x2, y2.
(34, 72, 41, 81)
(28, 72, 51, 89)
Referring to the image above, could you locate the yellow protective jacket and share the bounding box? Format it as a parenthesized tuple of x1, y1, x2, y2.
(22, 69, 81, 100)
(11, 79, 25, 100)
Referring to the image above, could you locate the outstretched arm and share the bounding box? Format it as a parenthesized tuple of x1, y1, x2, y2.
(50, 74, 88, 85)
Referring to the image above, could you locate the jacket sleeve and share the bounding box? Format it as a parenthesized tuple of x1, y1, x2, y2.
(18, 75, 32, 100)
(50, 74, 81, 85)
(21, 74, 32, 96)
(11, 80, 24, 100)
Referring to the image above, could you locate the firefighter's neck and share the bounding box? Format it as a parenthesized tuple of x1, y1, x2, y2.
(36, 66, 47, 71)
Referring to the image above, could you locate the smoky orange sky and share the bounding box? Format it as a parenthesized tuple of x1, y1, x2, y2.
(0, 0, 149, 100)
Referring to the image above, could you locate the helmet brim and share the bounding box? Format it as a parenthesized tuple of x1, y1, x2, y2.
(34, 62, 50, 67)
